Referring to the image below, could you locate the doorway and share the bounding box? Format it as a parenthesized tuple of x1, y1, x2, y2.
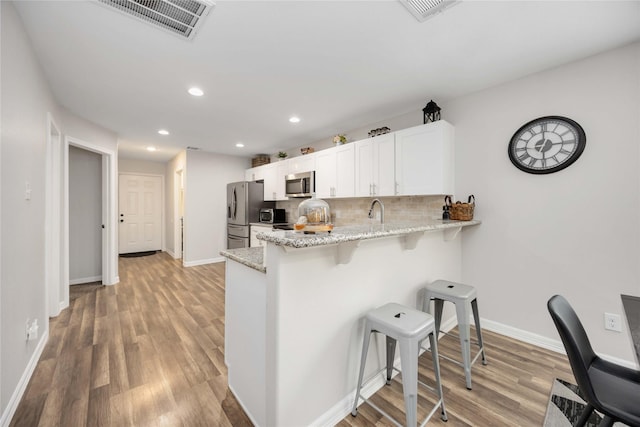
(68, 146, 102, 285)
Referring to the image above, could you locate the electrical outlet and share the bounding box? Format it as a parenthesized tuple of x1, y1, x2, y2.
(604, 312, 622, 332)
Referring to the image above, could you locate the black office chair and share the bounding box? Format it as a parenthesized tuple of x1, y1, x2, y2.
(547, 295, 640, 427)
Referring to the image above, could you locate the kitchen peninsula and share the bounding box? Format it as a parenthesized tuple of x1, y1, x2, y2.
(221, 219, 479, 427)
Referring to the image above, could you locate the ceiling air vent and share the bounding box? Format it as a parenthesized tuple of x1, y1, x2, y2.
(98, 0, 214, 40)
(186, 146, 201, 151)
(398, 0, 460, 22)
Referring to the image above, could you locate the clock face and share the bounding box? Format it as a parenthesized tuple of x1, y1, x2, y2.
(508, 116, 586, 174)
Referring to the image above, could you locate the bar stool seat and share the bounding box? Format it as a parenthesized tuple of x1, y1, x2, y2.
(351, 303, 447, 427)
(423, 279, 487, 390)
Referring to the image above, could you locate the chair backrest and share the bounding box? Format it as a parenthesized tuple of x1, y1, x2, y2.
(547, 295, 599, 404)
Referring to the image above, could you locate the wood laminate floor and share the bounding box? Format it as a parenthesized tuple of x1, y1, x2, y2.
(10, 252, 572, 426)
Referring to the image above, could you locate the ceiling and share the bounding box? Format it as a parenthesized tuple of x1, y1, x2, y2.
(13, 1, 640, 162)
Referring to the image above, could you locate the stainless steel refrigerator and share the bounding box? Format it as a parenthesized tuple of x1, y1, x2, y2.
(227, 181, 273, 249)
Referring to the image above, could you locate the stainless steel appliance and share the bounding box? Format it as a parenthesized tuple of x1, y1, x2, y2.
(227, 181, 273, 249)
(285, 171, 315, 198)
(259, 208, 286, 224)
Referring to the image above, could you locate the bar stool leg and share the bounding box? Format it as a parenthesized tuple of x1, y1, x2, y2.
(398, 337, 419, 427)
(428, 332, 448, 421)
(386, 336, 396, 385)
(351, 324, 372, 416)
(432, 298, 444, 336)
(456, 301, 473, 390)
(471, 298, 487, 365)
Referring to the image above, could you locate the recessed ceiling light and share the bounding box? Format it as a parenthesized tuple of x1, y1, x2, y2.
(146, 146, 157, 152)
(188, 87, 204, 97)
(289, 116, 300, 123)
(235, 143, 245, 148)
(158, 129, 169, 135)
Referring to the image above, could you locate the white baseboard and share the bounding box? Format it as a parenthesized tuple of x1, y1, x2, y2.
(69, 275, 102, 285)
(480, 317, 637, 369)
(0, 329, 49, 427)
(166, 249, 176, 259)
(183, 256, 224, 267)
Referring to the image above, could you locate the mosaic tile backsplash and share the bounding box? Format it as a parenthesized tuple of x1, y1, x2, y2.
(276, 195, 446, 226)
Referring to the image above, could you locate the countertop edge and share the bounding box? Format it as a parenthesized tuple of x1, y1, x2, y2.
(256, 220, 481, 249)
(220, 247, 266, 273)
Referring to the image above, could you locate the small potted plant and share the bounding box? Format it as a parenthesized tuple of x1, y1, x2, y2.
(277, 151, 288, 161)
(333, 134, 347, 145)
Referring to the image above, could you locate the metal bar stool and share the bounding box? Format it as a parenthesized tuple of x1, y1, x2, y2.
(423, 279, 487, 390)
(351, 303, 448, 427)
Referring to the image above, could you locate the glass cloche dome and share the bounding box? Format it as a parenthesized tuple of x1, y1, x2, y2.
(295, 194, 333, 232)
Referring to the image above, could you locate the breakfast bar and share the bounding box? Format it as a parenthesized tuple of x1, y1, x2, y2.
(221, 220, 480, 427)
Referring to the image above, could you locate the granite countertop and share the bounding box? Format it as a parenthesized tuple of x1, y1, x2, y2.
(256, 219, 481, 249)
(220, 247, 265, 273)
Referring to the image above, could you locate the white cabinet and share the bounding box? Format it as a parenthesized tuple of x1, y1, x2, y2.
(354, 134, 395, 197)
(287, 154, 316, 175)
(250, 224, 272, 247)
(263, 161, 289, 201)
(315, 144, 355, 198)
(395, 121, 454, 196)
(246, 166, 266, 182)
(245, 120, 454, 200)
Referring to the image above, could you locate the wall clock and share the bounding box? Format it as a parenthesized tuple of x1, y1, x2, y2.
(508, 116, 586, 174)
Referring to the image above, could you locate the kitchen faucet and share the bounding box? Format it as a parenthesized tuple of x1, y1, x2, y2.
(368, 199, 385, 224)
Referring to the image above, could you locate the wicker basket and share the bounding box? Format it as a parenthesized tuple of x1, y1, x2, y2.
(446, 195, 475, 221)
(251, 155, 271, 167)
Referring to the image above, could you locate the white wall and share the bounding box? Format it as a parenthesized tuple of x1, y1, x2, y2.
(1, 3, 120, 423)
(119, 157, 166, 175)
(183, 150, 246, 266)
(0, 1, 59, 421)
(69, 146, 102, 284)
(446, 42, 640, 363)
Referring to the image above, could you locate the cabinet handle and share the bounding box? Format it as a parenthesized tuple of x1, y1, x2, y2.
(372, 183, 377, 196)
(369, 183, 372, 196)
(395, 182, 399, 195)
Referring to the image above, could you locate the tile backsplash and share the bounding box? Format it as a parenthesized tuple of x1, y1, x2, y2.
(276, 195, 446, 226)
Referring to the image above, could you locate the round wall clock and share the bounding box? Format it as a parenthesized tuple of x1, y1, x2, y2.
(508, 116, 586, 174)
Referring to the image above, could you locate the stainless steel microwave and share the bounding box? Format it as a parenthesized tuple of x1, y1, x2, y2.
(285, 171, 315, 198)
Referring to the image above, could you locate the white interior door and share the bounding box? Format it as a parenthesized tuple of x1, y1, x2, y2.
(119, 174, 162, 254)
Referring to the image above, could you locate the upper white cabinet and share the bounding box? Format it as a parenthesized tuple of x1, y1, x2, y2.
(246, 166, 265, 182)
(262, 161, 289, 201)
(395, 121, 454, 196)
(245, 120, 454, 199)
(315, 144, 355, 198)
(354, 133, 395, 197)
(288, 154, 316, 175)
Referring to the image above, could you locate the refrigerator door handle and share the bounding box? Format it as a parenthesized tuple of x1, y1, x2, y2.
(231, 188, 237, 220)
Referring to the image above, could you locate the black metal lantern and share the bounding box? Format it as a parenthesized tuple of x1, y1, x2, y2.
(422, 100, 441, 124)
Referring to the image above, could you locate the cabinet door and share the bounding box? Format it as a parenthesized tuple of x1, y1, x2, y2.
(334, 144, 355, 198)
(262, 163, 278, 201)
(288, 154, 316, 174)
(315, 149, 336, 198)
(356, 135, 395, 197)
(395, 121, 454, 195)
(250, 225, 271, 247)
(373, 134, 395, 196)
(355, 139, 375, 197)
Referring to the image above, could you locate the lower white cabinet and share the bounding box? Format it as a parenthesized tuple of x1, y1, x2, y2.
(250, 224, 272, 247)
